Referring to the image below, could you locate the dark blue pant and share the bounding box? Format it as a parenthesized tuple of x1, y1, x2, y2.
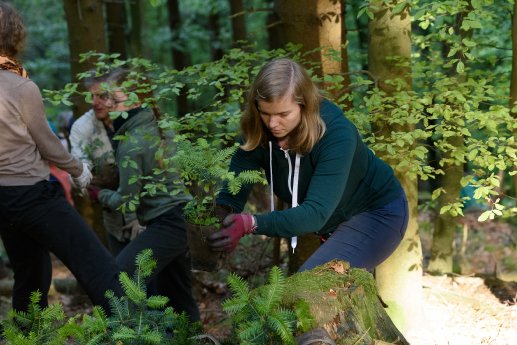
(0, 180, 122, 312)
(299, 192, 409, 272)
(116, 206, 200, 322)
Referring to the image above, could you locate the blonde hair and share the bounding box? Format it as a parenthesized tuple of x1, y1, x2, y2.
(241, 58, 325, 154)
(0, 2, 26, 58)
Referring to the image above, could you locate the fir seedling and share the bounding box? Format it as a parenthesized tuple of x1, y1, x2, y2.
(222, 266, 311, 345)
(171, 137, 266, 226)
(72, 249, 201, 345)
(105, 249, 200, 345)
(1, 291, 78, 345)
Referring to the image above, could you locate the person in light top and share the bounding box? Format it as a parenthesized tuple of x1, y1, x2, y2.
(0, 2, 122, 313)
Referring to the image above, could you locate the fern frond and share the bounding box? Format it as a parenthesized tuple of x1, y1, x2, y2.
(135, 248, 157, 279)
(222, 273, 251, 315)
(111, 325, 137, 341)
(226, 272, 251, 299)
(107, 293, 130, 321)
(146, 295, 169, 309)
(267, 309, 297, 345)
(140, 329, 163, 344)
(40, 304, 66, 324)
(237, 320, 265, 344)
(119, 271, 147, 303)
(262, 266, 286, 311)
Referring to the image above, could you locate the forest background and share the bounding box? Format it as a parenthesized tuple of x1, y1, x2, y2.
(4, 0, 517, 344)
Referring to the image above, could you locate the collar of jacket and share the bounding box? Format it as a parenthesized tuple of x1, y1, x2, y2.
(113, 106, 148, 133)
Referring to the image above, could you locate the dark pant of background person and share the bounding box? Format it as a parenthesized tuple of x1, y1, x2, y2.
(116, 205, 200, 323)
(299, 191, 409, 272)
(0, 180, 122, 313)
(107, 232, 159, 296)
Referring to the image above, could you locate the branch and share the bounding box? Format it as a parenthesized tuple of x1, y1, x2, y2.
(229, 7, 274, 19)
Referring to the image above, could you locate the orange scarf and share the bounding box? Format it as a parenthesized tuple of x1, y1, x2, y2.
(0, 55, 28, 78)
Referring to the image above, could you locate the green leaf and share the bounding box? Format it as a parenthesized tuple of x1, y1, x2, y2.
(478, 210, 491, 222)
(456, 61, 465, 74)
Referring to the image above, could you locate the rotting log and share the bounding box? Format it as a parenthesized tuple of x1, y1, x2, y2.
(283, 260, 409, 345)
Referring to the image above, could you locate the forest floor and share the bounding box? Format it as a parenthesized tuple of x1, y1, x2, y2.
(0, 210, 515, 345)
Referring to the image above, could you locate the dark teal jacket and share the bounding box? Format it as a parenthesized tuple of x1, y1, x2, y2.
(217, 99, 402, 237)
(98, 107, 191, 224)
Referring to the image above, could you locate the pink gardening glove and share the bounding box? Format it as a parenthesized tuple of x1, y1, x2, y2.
(207, 214, 257, 252)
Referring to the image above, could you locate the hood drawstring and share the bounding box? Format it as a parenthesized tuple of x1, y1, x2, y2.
(269, 141, 301, 253)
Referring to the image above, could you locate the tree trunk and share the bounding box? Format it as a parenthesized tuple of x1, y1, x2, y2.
(128, 0, 143, 57)
(288, 234, 321, 274)
(105, 0, 128, 59)
(367, 1, 423, 335)
(428, 9, 470, 274)
(284, 260, 409, 345)
(167, 0, 189, 117)
(229, 0, 247, 46)
(509, 0, 517, 198)
(427, 137, 464, 274)
(63, 0, 108, 245)
(274, 0, 343, 271)
(267, 0, 282, 49)
(274, 0, 342, 77)
(340, 0, 353, 110)
(62, 0, 107, 116)
(209, 11, 224, 61)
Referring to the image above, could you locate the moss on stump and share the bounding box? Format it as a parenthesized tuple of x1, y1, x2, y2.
(282, 260, 409, 345)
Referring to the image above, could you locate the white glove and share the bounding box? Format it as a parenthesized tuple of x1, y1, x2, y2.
(121, 219, 146, 240)
(72, 162, 93, 189)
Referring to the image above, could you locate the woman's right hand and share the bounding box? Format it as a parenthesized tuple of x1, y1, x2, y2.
(207, 214, 256, 252)
(72, 162, 93, 189)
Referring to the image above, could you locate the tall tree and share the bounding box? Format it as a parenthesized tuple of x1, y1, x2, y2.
(208, 3, 224, 61)
(267, 0, 282, 49)
(167, 0, 189, 117)
(229, 0, 247, 45)
(427, 5, 471, 274)
(274, 0, 344, 272)
(105, 0, 128, 59)
(367, 0, 423, 334)
(62, 0, 109, 245)
(339, 0, 352, 109)
(275, 0, 342, 77)
(510, 0, 517, 197)
(62, 0, 107, 115)
(128, 0, 143, 57)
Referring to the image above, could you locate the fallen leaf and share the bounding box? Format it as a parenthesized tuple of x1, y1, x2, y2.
(330, 261, 346, 274)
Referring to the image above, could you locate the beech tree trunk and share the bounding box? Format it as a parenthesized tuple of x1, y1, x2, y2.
(284, 260, 409, 345)
(340, 0, 352, 110)
(63, 0, 108, 245)
(63, 0, 107, 116)
(367, 0, 423, 335)
(428, 9, 470, 274)
(274, 0, 342, 77)
(274, 0, 344, 272)
(509, 0, 517, 199)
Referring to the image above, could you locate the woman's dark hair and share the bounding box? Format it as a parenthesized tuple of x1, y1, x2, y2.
(0, 2, 26, 58)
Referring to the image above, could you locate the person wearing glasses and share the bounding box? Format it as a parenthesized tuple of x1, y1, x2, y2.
(70, 72, 144, 255)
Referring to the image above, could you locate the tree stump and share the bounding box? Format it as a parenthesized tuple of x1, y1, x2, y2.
(283, 260, 409, 345)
